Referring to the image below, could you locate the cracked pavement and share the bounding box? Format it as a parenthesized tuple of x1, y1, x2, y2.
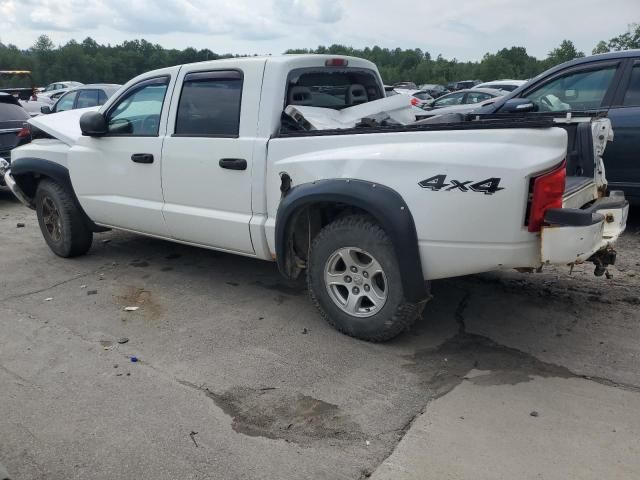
(1, 188, 640, 480)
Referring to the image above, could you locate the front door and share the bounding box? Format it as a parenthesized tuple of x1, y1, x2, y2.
(161, 62, 264, 254)
(69, 73, 177, 236)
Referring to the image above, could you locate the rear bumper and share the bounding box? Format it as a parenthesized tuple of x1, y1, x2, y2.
(541, 191, 628, 265)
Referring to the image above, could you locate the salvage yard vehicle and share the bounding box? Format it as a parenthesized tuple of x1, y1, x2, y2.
(0, 70, 38, 101)
(1, 55, 629, 341)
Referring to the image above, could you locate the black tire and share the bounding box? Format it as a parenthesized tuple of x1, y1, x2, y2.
(307, 215, 421, 342)
(35, 179, 93, 258)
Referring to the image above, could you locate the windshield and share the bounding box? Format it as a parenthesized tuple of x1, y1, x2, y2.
(286, 68, 383, 110)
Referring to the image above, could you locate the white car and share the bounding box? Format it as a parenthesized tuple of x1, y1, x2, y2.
(393, 88, 434, 108)
(474, 80, 527, 92)
(2, 55, 628, 341)
(38, 82, 82, 100)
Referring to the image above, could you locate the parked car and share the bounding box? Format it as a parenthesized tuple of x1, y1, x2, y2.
(39, 81, 83, 94)
(41, 84, 122, 115)
(2, 55, 627, 342)
(418, 84, 449, 98)
(394, 88, 434, 108)
(476, 49, 640, 205)
(393, 81, 418, 90)
(474, 80, 527, 92)
(0, 93, 30, 183)
(425, 88, 504, 109)
(446, 80, 483, 91)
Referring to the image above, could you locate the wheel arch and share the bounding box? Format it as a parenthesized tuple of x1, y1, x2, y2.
(275, 178, 427, 303)
(10, 157, 106, 232)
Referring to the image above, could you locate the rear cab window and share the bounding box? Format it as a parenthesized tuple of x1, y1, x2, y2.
(285, 67, 383, 110)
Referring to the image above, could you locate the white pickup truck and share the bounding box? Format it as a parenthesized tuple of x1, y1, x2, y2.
(1, 55, 629, 341)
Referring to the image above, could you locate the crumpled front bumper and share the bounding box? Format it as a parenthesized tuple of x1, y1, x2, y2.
(541, 191, 628, 266)
(0, 158, 34, 209)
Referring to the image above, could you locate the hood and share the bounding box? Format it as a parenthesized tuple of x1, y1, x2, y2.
(28, 106, 99, 145)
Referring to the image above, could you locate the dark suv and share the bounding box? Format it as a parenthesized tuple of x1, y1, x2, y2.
(480, 50, 640, 205)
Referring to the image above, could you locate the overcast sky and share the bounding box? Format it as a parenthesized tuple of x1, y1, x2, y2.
(1, 0, 638, 60)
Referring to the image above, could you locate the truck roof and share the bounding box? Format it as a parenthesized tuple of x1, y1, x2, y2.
(179, 54, 378, 71)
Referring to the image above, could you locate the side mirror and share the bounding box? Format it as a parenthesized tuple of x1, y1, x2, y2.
(80, 111, 108, 136)
(501, 98, 536, 113)
(40, 105, 52, 114)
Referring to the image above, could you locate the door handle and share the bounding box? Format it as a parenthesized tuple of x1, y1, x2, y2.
(131, 153, 154, 164)
(219, 158, 247, 171)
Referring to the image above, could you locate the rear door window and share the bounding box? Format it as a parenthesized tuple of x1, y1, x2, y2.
(175, 70, 242, 137)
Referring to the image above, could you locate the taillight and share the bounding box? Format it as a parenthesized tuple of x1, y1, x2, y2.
(411, 97, 419, 106)
(17, 126, 30, 138)
(528, 160, 566, 233)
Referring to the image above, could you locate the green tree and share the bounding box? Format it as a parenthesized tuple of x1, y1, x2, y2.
(545, 40, 585, 69)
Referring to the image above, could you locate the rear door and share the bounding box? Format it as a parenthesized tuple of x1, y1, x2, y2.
(606, 58, 640, 202)
(161, 61, 264, 254)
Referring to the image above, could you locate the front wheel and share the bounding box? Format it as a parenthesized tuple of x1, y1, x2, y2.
(35, 179, 93, 258)
(307, 215, 422, 341)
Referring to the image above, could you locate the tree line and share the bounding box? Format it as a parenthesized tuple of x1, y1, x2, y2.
(0, 24, 638, 87)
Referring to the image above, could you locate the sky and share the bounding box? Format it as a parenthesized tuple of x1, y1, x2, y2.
(0, 0, 639, 61)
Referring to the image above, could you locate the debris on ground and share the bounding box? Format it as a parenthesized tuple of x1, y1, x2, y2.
(102, 239, 111, 244)
(124, 306, 139, 312)
(80, 285, 87, 289)
(16, 222, 25, 228)
(530, 411, 539, 417)
(189, 431, 199, 447)
(130, 356, 139, 363)
(44, 297, 53, 302)
(117, 337, 129, 344)
(301, 328, 309, 335)
(87, 290, 98, 296)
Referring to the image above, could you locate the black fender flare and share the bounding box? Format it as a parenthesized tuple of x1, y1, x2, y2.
(275, 178, 427, 303)
(10, 157, 105, 232)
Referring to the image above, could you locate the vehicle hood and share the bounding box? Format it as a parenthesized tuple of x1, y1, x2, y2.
(423, 99, 499, 116)
(28, 106, 98, 145)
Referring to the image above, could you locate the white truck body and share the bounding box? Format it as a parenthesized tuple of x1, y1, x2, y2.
(2, 54, 629, 340)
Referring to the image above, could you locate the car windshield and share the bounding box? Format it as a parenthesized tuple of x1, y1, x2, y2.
(286, 68, 383, 109)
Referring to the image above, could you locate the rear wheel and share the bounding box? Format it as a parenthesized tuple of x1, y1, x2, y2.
(35, 180, 93, 257)
(307, 215, 421, 341)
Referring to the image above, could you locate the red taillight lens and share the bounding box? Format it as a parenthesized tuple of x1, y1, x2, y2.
(17, 126, 30, 138)
(325, 58, 348, 67)
(411, 97, 419, 106)
(528, 160, 566, 233)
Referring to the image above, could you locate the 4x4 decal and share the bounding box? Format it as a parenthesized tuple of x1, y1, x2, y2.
(419, 175, 504, 195)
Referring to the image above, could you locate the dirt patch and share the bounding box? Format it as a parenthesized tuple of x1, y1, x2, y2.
(130, 260, 150, 268)
(205, 386, 364, 445)
(251, 280, 305, 296)
(117, 285, 164, 320)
